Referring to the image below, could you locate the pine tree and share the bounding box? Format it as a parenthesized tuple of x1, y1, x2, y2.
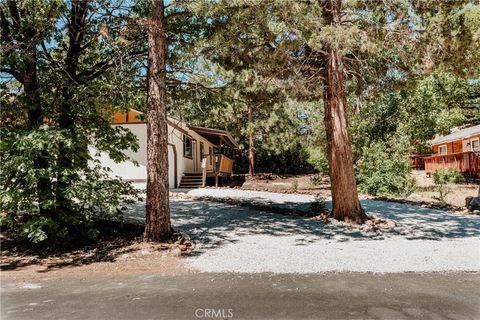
(319, 0, 368, 223)
(1, 0, 142, 243)
(144, 0, 172, 241)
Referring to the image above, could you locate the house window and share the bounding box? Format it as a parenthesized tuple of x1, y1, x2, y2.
(438, 145, 447, 155)
(472, 139, 480, 152)
(183, 135, 192, 158)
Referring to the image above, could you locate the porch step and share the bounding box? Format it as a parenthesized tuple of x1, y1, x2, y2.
(179, 173, 203, 188)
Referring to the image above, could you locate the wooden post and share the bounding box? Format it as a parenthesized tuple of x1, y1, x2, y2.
(201, 157, 207, 188)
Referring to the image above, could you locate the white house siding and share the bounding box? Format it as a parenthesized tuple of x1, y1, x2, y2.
(92, 120, 216, 188)
(88, 146, 147, 181)
(168, 144, 176, 187)
(166, 118, 217, 174)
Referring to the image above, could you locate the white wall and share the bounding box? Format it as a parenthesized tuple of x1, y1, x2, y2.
(165, 118, 216, 176)
(93, 120, 216, 188)
(168, 145, 176, 187)
(89, 146, 147, 181)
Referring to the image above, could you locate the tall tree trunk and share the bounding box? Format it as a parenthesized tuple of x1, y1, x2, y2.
(23, 32, 52, 218)
(2, 2, 52, 217)
(248, 105, 255, 176)
(144, 0, 172, 241)
(322, 0, 368, 224)
(56, 0, 88, 213)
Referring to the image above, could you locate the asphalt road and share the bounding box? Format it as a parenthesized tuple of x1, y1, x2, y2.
(2, 272, 479, 320)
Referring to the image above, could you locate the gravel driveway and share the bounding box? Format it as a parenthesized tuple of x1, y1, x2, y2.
(124, 189, 480, 273)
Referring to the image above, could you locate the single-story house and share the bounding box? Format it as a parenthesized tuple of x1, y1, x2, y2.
(92, 109, 238, 188)
(423, 124, 480, 179)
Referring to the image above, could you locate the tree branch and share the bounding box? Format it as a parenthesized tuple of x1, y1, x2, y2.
(0, 67, 23, 83)
(165, 10, 191, 21)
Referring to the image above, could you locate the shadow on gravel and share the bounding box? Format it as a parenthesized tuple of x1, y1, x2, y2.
(123, 199, 480, 254)
(4, 198, 479, 271)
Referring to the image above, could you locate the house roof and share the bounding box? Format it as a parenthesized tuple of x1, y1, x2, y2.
(112, 109, 239, 148)
(187, 124, 239, 148)
(430, 125, 480, 145)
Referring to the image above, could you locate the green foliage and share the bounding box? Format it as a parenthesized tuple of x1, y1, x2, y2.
(432, 168, 465, 202)
(356, 134, 416, 197)
(21, 218, 50, 243)
(0, 125, 140, 244)
(309, 175, 323, 186)
(291, 179, 299, 192)
(306, 148, 329, 175)
(402, 73, 471, 151)
(416, 1, 480, 77)
(351, 72, 473, 156)
(432, 168, 465, 185)
(247, 143, 315, 175)
(2, 0, 479, 243)
(0, 1, 142, 245)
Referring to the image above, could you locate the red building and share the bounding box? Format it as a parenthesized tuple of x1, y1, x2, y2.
(423, 125, 480, 180)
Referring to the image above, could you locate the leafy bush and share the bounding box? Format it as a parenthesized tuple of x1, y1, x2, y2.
(311, 195, 328, 215)
(432, 168, 465, 202)
(237, 142, 316, 174)
(0, 125, 140, 245)
(356, 134, 415, 197)
(291, 179, 299, 191)
(306, 147, 329, 175)
(310, 175, 323, 186)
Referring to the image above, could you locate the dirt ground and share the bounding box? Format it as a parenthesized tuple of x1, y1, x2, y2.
(0, 233, 192, 282)
(238, 171, 479, 209)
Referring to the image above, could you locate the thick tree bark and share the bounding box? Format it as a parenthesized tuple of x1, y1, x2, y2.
(24, 43, 52, 217)
(1, 3, 52, 216)
(322, 0, 369, 224)
(248, 105, 255, 176)
(56, 0, 88, 212)
(144, 0, 172, 241)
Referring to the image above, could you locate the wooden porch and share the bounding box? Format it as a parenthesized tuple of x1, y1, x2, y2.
(179, 154, 234, 188)
(423, 151, 480, 178)
(202, 153, 234, 187)
(410, 154, 430, 170)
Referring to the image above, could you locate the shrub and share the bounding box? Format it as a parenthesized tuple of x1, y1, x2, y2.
(306, 147, 329, 175)
(356, 135, 415, 197)
(0, 125, 140, 245)
(239, 142, 316, 175)
(311, 195, 328, 215)
(291, 179, 299, 192)
(310, 175, 323, 186)
(432, 168, 464, 202)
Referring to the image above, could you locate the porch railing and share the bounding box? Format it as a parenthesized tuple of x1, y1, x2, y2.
(218, 154, 234, 174)
(201, 154, 234, 187)
(423, 151, 480, 175)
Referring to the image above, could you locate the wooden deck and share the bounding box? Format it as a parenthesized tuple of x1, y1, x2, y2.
(423, 151, 480, 177)
(179, 154, 235, 188)
(410, 154, 430, 170)
(201, 154, 234, 187)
